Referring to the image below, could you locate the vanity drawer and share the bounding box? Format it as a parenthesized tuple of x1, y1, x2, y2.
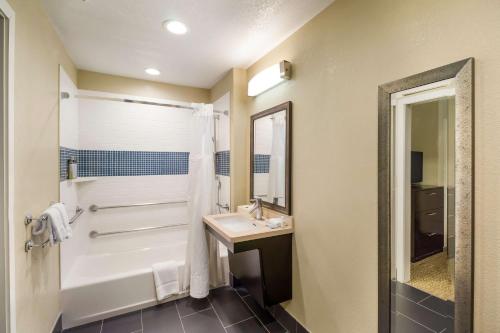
(413, 232, 444, 262)
(416, 208, 444, 235)
(414, 188, 444, 212)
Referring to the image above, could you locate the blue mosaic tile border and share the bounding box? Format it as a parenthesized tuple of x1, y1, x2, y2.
(215, 150, 230, 176)
(60, 146, 78, 181)
(78, 150, 189, 177)
(60, 148, 190, 180)
(253, 154, 270, 174)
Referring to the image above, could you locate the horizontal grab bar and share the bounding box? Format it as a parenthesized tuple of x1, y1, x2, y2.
(89, 223, 188, 238)
(89, 200, 188, 212)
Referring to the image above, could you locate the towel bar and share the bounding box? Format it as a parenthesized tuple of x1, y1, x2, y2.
(24, 206, 84, 252)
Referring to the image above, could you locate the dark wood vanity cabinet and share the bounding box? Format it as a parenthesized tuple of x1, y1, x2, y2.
(205, 222, 293, 308)
(411, 186, 445, 262)
(228, 234, 292, 308)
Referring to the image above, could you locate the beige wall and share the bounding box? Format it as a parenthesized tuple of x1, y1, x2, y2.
(210, 69, 249, 211)
(7, 0, 77, 332)
(245, 0, 500, 331)
(411, 101, 440, 185)
(78, 70, 210, 103)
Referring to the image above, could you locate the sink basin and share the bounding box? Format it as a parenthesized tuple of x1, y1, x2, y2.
(203, 212, 293, 246)
(213, 215, 266, 233)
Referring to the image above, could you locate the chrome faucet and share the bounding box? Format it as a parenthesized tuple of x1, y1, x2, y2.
(249, 198, 264, 220)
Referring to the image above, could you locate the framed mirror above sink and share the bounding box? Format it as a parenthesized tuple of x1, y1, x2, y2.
(250, 101, 292, 215)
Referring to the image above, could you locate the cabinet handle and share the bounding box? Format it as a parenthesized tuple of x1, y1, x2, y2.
(426, 212, 437, 216)
(427, 233, 437, 237)
(427, 192, 437, 196)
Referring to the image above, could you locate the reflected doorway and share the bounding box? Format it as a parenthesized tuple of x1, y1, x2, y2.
(391, 80, 456, 332)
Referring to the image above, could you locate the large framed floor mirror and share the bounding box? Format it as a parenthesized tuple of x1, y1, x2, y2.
(378, 59, 474, 333)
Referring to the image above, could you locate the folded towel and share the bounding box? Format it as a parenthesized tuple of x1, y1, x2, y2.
(152, 261, 180, 301)
(53, 203, 72, 239)
(43, 205, 70, 245)
(267, 216, 285, 229)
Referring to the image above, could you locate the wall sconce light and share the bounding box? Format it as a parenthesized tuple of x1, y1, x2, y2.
(247, 60, 292, 97)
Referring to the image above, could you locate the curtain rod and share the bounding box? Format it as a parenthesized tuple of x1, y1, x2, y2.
(60, 92, 228, 115)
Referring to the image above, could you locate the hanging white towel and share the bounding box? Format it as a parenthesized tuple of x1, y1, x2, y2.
(152, 261, 180, 301)
(44, 206, 67, 243)
(53, 203, 72, 238)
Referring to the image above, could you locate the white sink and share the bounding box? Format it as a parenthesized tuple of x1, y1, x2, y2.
(212, 215, 266, 233)
(203, 212, 293, 245)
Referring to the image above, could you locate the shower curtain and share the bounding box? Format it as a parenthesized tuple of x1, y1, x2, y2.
(267, 112, 286, 205)
(183, 103, 226, 298)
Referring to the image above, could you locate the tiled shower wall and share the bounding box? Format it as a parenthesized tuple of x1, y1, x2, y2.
(59, 89, 231, 284)
(213, 93, 231, 211)
(60, 90, 195, 285)
(78, 91, 194, 252)
(59, 68, 88, 284)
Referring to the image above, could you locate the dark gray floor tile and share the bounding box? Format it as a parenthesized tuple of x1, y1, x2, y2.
(102, 311, 142, 333)
(395, 294, 450, 332)
(176, 296, 211, 317)
(420, 296, 455, 318)
(226, 317, 266, 333)
(242, 296, 275, 325)
(265, 321, 287, 333)
(142, 302, 183, 333)
(392, 313, 434, 333)
(64, 321, 102, 333)
(181, 308, 225, 333)
(208, 287, 253, 326)
(395, 282, 430, 303)
(273, 305, 296, 332)
(441, 318, 454, 332)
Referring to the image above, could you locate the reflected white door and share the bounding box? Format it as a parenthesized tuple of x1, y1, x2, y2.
(391, 79, 456, 283)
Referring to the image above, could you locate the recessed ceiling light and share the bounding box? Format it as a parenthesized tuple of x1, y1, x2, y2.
(163, 20, 188, 35)
(145, 68, 161, 76)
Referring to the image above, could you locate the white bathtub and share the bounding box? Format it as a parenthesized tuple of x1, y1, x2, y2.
(61, 227, 228, 329)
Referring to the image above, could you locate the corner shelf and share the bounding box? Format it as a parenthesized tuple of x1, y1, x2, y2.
(68, 177, 98, 183)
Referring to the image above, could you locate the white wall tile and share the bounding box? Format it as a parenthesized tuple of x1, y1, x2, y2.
(216, 175, 231, 211)
(213, 92, 231, 210)
(60, 68, 79, 149)
(76, 175, 189, 254)
(59, 67, 82, 284)
(78, 90, 193, 152)
(213, 92, 230, 152)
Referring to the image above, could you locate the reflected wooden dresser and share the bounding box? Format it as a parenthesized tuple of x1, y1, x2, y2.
(411, 185, 445, 262)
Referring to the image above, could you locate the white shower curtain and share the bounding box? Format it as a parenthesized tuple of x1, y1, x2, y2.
(267, 112, 286, 205)
(183, 103, 226, 298)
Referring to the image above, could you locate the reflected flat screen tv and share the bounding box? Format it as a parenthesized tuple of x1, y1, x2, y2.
(411, 151, 423, 183)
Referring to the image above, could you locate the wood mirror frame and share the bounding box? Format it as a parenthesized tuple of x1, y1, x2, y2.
(378, 59, 474, 332)
(250, 101, 292, 215)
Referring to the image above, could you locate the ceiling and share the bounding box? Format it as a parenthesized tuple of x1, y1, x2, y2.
(42, 0, 334, 88)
